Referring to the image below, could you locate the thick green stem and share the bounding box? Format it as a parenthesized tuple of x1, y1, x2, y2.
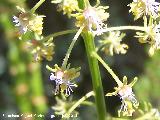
(31, 0, 45, 13)
(82, 31, 107, 120)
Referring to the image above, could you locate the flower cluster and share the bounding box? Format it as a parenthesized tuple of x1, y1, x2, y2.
(129, 0, 160, 20)
(26, 39, 54, 62)
(48, 64, 80, 96)
(51, 0, 79, 17)
(52, 0, 109, 35)
(29, 15, 45, 35)
(74, 5, 109, 35)
(135, 17, 160, 56)
(99, 31, 128, 55)
(106, 76, 139, 116)
(137, 102, 160, 119)
(52, 95, 78, 118)
(13, 7, 44, 35)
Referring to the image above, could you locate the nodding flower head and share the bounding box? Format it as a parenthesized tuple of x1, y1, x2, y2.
(75, 5, 109, 35)
(99, 31, 128, 56)
(52, 95, 78, 118)
(148, 22, 160, 55)
(129, 0, 160, 20)
(48, 64, 80, 96)
(106, 76, 139, 117)
(136, 19, 160, 56)
(26, 39, 54, 62)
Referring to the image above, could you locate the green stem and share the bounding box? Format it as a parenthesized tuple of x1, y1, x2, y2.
(78, 0, 85, 9)
(31, 0, 45, 13)
(62, 27, 84, 69)
(82, 31, 107, 120)
(46, 65, 55, 72)
(103, 26, 146, 33)
(95, 0, 100, 7)
(64, 91, 94, 116)
(96, 41, 111, 52)
(42, 29, 77, 42)
(92, 52, 123, 86)
(84, 0, 90, 7)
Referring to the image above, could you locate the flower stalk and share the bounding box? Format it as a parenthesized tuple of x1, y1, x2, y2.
(42, 29, 77, 42)
(91, 51, 123, 86)
(82, 31, 107, 120)
(103, 26, 146, 33)
(62, 26, 84, 69)
(31, 0, 46, 13)
(64, 91, 94, 116)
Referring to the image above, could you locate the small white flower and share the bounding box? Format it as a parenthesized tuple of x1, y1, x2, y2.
(49, 72, 77, 96)
(63, 80, 77, 95)
(106, 76, 139, 116)
(118, 85, 138, 108)
(129, 0, 160, 19)
(13, 15, 28, 34)
(83, 7, 103, 34)
(143, 0, 160, 18)
(75, 5, 109, 35)
(83, 7, 108, 35)
(100, 31, 128, 56)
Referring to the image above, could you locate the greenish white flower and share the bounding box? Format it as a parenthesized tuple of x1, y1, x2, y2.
(106, 76, 139, 116)
(48, 64, 80, 96)
(129, 0, 160, 20)
(99, 31, 128, 55)
(75, 5, 109, 35)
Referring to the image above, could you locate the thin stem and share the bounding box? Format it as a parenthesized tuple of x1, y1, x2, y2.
(31, 0, 45, 13)
(92, 52, 123, 86)
(84, 0, 91, 7)
(64, 91, 94, 116)
(61, 26, 84, 69)
(82, 31, 107, 120)
(42, 29, 77, 42)
(96, 41, 111, 52)
(102, 26, 147, 33)
(46, 65, 54, 72)
(81, 101, 94, 106)
(95, 0, 100, 7)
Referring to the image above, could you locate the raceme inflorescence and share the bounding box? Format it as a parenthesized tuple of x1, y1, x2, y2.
(12, 0, 160, 119)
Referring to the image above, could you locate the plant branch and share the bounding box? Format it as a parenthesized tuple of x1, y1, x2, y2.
(103, 26, 146, 33)
(92, 52, 123, 86)
(64, 91, 94, 116)
(42, 29, 77, 42)
(31, 0, 45, 13)
(61, 27, 84, 69)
